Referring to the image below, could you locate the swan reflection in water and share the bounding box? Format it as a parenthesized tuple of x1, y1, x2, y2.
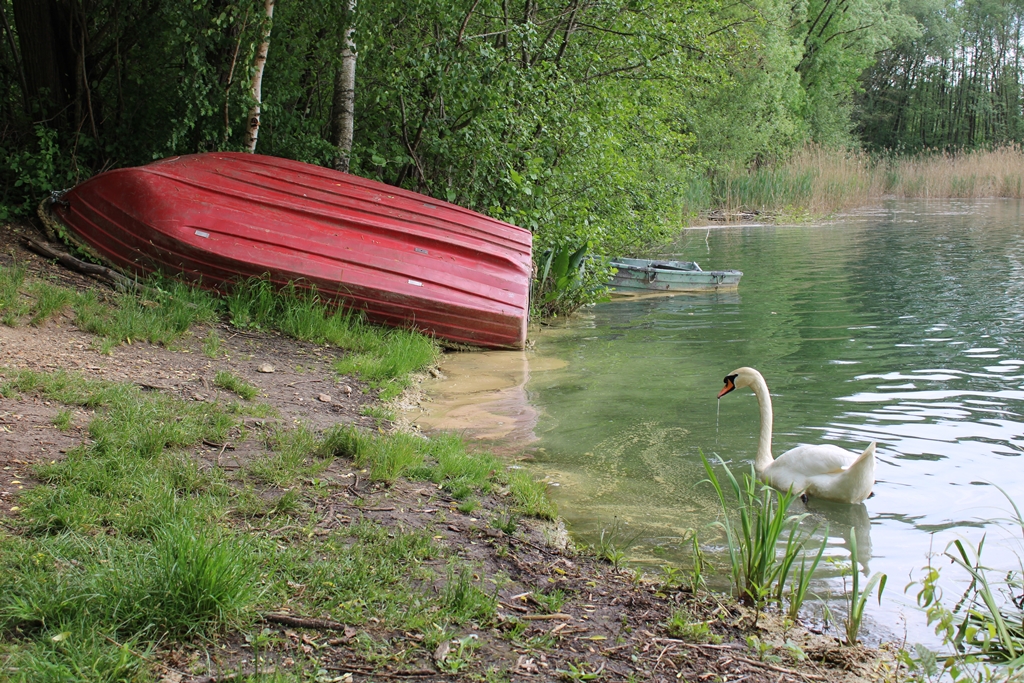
(801, 498, 873, 574)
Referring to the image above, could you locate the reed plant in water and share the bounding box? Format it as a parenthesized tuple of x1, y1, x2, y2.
(843, 526, 886, 645)
(905, 485, 1024, 680)
(700, 452, 826, 613)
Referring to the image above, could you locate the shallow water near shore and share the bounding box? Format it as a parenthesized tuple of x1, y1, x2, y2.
(406, 199, 1024, 648)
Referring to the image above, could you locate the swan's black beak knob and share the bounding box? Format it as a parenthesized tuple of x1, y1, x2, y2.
(718, 374, 736, 399)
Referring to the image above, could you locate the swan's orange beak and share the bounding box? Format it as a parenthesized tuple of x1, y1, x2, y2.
(718, 375, 736, 399)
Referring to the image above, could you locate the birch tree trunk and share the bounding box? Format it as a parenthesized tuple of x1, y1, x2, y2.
(330, 0, 357, 172)
(244, 0, 274, 153)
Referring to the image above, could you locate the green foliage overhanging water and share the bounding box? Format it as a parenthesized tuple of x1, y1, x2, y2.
(0, 0, 920, 268)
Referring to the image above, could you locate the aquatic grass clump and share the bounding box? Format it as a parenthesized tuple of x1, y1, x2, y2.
(688, 146, 884, 219)
(842, 526, 886, 645)
(905, 486, 1024, 679)
(700, 452, 825, 610)
(690, 145, 1024, 222)
(886, 145, 1024, 199)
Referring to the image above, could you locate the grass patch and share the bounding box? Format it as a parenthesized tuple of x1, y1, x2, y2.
(360, 404, 396, 422)
(51, 409, 73, 431)
(0, 363, 556, 677)
(0, 262, 29, 325)
(226, 278, 439, 398)
(507, 468, 557, 520)
(0, 368, 239, 536)
(73, 279, 221, 352)
(202, 329, 223, 357)
(246, 425, 330, 486)
(442, 565, 497, 624)
(665, 609, 723, 644)
(1, 266, 439, 398)
(213, 370, 258, 400)
(27, 281, 75, 326)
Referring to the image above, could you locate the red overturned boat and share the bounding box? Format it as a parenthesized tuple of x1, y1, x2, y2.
(45, 152, 532, 348)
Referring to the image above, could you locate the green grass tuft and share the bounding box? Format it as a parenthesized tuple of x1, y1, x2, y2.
(507, 468, 557, 520)
(1, 263, 30, 325)
(73, 279, 221, 351)
(214, 370, 258, 400)
(148, 522, 260, 635)
(442, 565, 497, 624)
(27, 281, 75, 326)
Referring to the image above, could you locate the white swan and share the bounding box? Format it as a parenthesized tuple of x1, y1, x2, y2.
(717, 367, 876, 504)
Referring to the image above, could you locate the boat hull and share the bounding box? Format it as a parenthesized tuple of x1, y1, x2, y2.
(51, 153, 532, 348)
(608, 258, 742, 292)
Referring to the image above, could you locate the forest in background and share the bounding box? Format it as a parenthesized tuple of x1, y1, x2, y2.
(2, 0, 1023, 272)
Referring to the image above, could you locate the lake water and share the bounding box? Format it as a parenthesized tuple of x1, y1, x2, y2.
(408, 200, 1024, 646)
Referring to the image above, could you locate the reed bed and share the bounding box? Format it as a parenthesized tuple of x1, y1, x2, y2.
(886, 145, 1024, 199)
(693, 145, 1024, 220)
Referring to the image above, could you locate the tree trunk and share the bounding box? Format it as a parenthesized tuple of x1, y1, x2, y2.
(244, 0, 274, 153)
(330, 0, 357, 172)
(11, 0, 74, 121)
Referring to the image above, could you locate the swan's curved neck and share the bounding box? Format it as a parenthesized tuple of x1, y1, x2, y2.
(747, 373, 774, 475)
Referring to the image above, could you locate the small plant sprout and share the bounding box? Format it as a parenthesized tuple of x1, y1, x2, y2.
(436, 634, 480, 674)
(660, 565, 684, 589)
(202, 329, 223, 357)
(532, 589, 566, 614)
(666, 610, 722, 644)
(689, 532, 709, 591)
(746, 634, 781, 663)
(557, 659, 604, 682)
(492, 510, 519, 536)
(52, 408, 73, 431)
(595, 520, 643, 569)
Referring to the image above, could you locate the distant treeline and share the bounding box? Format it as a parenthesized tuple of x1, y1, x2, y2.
(856, 0, 1024, 153)
(1, 0, 1022, 260)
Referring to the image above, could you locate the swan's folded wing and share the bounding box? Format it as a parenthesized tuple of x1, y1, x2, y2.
(773, 444, 857, 477)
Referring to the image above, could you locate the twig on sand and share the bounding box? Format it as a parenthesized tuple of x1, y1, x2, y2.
(732, 656, 826, 681)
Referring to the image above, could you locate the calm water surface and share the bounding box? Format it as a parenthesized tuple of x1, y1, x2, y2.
(416, 200, 1024, 645)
